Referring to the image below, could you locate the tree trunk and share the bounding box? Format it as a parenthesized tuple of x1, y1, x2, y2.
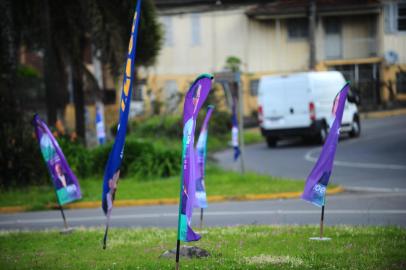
(0, 0, 18, 93)
(72, 61, 86, 144)
(41, 0, 58, 125)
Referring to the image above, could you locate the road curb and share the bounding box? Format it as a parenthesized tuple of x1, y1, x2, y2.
(360, 108, 406, 119)
(0, 186, 344, 214)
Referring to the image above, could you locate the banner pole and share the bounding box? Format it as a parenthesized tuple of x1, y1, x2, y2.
(102, 215, 111, 249)
(103, 208, 113, 249)
(237, 73, 245, 174)
(58, 204, 68, 229)
(53, 188, 69, 230)
(320, 205, 325, 239)
(200, 208, 204, 229)
(175, 239, 180, 270)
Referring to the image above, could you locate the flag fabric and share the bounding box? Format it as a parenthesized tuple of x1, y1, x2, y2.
(193, 105, 214, 209)
(95, 102, 106, 145)
(231, 98, 240, 161)
(33, 114, 82, 205)
(178, 74, 213, 242)
(302, 83, 350, 207)
(102, 0, 141, 216)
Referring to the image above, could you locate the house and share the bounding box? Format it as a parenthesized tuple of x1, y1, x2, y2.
(142, 0, 406, 117)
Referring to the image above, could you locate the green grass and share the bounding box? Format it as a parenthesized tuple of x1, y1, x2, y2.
(1, 225, 405, 269)
(0, 166, 304, 210)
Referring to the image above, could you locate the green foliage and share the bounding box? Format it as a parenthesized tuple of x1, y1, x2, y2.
(17, 65, 41, 78)
(57, 137, 181, 180)
(0, 78, 48, 189)
(0, 122, 48, 189)
(225, 56, 242, 72)
(1, 226, 405, 269)
(130, 110, 232, 140)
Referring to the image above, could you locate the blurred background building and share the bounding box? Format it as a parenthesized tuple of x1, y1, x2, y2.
(17, 0, 406, 144)
(150, 0, 405, 114)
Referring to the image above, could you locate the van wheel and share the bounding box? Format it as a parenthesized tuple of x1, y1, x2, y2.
(315, 123, 328, 145)
(349, 116, 361, 138)
(266, 137, 277, 148)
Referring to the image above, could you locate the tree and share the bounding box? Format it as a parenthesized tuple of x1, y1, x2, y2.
(225, 56, 242, 72)
(0, 0, 162, 187)
(4, 0, 162, 142)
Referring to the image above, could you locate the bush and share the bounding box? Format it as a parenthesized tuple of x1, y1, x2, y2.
(0, 124, 49, 189)
(58, 137, 181, 180)
(130, 115, 182, 139)
(130, 110, 232, 139)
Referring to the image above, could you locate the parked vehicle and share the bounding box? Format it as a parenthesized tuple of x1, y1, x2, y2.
(257, 71, 360, 147)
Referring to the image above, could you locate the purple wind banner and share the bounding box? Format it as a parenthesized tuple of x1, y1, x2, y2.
(177, 74, 213, 242)
(193, 105, 214, 209)
(302, 83, 350, 207)
(33, 114, 82, 205)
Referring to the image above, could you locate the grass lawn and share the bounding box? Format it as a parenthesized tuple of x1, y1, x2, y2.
(0, 166, 305, 211)
(1, 225, 405, 269)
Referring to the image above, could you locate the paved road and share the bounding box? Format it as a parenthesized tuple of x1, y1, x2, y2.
(215, 115, 406, 190)
(1, 191, 405, 230)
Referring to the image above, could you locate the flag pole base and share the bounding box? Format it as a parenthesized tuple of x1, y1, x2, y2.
(60, 227, 75, 234)
(309, 237, 331, 241)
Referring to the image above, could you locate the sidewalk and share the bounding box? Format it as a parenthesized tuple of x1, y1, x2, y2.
(360, 108, 406, 119)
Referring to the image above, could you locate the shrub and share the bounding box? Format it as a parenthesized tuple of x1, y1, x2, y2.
(130, 110, 232, 139)
(58, 137, 181, 180)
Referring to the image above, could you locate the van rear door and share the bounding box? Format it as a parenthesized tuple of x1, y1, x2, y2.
(282, 74, 311, 128)
(258, 76, 287, 129)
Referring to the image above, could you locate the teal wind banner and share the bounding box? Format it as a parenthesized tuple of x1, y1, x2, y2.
(194, 105, 214, 209)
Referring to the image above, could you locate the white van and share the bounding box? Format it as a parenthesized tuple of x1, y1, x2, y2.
(257, 71, 360, 147)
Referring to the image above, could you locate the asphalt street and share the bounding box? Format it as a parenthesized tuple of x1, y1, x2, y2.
(215, 115, 406, 190)
(1, 191, 405, 230)
(1, 115, 405, 231)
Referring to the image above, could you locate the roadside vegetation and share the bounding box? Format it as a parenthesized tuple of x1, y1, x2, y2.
(1, 225, 405, 269)
(0, 166, 304, 211)
(0, 113, 268, 211)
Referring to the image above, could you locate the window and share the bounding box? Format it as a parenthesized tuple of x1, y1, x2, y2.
(385, 2, 406, 33)
(164, 80, 180, 112)
(396, 72, 406, 94)
(287, 18, 308, 39)
(162, 16, 173, 46)
(398, 3, 406, 31)
(191, 14, 201, 46)
(132, 82, 144, 101)
(250, 79, 259, 96)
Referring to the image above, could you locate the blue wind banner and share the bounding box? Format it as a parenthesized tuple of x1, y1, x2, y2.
(101, 0, 141, 248)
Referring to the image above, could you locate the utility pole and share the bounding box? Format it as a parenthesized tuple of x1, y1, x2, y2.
(236, 72, 245, 174)
(309, 0, 317, 70)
